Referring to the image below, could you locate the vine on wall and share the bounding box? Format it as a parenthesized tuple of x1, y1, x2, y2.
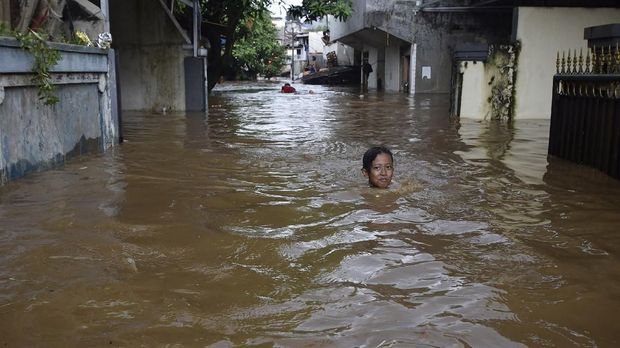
(487, 41, 520, 120)
(3, 28, 111, 106)
(14, 30, 61, 106)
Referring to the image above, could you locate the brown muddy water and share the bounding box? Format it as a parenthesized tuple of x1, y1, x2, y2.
(1, 81, 620, 347)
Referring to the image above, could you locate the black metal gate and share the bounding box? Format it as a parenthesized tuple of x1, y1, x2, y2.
(549, 74, 620, 179)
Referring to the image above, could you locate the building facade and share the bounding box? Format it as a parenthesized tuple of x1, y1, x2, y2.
(330, 0, 620, 119)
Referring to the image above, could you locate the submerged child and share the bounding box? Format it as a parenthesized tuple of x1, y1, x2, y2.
(361, 146, 394, 189)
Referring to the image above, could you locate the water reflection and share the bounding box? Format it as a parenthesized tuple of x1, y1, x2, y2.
(1, 81, 620, 346)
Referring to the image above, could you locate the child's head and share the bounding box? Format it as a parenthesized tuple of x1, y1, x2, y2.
(362, 146, 394, 189)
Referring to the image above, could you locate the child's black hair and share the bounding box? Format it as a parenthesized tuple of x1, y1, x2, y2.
(362, 146, 393, 172)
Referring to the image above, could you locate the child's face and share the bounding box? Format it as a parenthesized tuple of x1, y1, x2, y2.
(363, 153, 394, 188)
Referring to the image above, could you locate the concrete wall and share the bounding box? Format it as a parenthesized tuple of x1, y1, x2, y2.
(384, 44, 401, 91)
(331, 0, 414, 92)
(331, 0, 415, 44)
(365, 0, 415, 43)
(0, 1, 9, 26)
(413, 11, 512, 94)
(0, 37, 118, 184)
(329, 0, 365, 42)
(514, 7, 620, 119)
(459, 61, 490, 119)
(110, 0, 191, 112)
(331, 0, 512, 94)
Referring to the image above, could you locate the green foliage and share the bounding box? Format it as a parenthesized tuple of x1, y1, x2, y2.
(232, 12, 286, 79)
(73, 31, 94, 46)
(15, 30, 61, 106)
(197, 0, 353, 91)
(173, 0, 188, 15)
(288, 0, 352, 22)
(0, 22, 11, 36)
(2, 24, 65, 105)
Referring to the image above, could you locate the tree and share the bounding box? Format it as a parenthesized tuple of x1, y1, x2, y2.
(231, 12, 286, 80)
(287, 0, 352, 22)
(201, 0, 269, 92)
(200, 0, 352, 92)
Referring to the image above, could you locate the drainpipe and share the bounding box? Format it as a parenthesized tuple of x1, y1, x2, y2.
(291, 26, 295, 81)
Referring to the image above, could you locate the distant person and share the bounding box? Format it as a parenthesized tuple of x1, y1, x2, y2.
(361, 146, 394, 189)
(321, 30, 330, 45)
(281, 83, 296, 93)
(309, 56, 319, 73)
(363, 61, 373, 79)
(362, 61, 373, 91)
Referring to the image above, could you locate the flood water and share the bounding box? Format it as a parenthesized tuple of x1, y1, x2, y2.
(2, 81, 620, 347)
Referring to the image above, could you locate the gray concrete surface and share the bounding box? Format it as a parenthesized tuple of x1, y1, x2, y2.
(0, 38, 118, 184)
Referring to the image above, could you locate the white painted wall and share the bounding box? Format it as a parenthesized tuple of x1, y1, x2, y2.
(323, 42, 355, 65)
(459, 61, 490, 119)
(338, 43, 355, 65)
(308, 32, 324, 53)
(515, 7, 620, 119)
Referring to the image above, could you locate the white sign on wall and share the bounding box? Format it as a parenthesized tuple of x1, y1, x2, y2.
(422, 66, 432, 79)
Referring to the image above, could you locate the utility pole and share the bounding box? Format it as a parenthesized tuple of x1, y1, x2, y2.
(291, 25, 295, 81)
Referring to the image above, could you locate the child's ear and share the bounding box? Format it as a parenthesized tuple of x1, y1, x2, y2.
(361, 168, 369, 177)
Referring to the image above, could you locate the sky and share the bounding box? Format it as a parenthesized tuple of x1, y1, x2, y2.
(269, 0, 302, 18)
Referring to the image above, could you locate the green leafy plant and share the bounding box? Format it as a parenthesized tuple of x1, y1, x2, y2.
(173, 0, 188, 15)
(0, 22, 11, 36)
(288, 0, 352, 22)
(15, 30, 61, 105)
(73, 31, 93, 46)
(232, 12, 286, 79)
